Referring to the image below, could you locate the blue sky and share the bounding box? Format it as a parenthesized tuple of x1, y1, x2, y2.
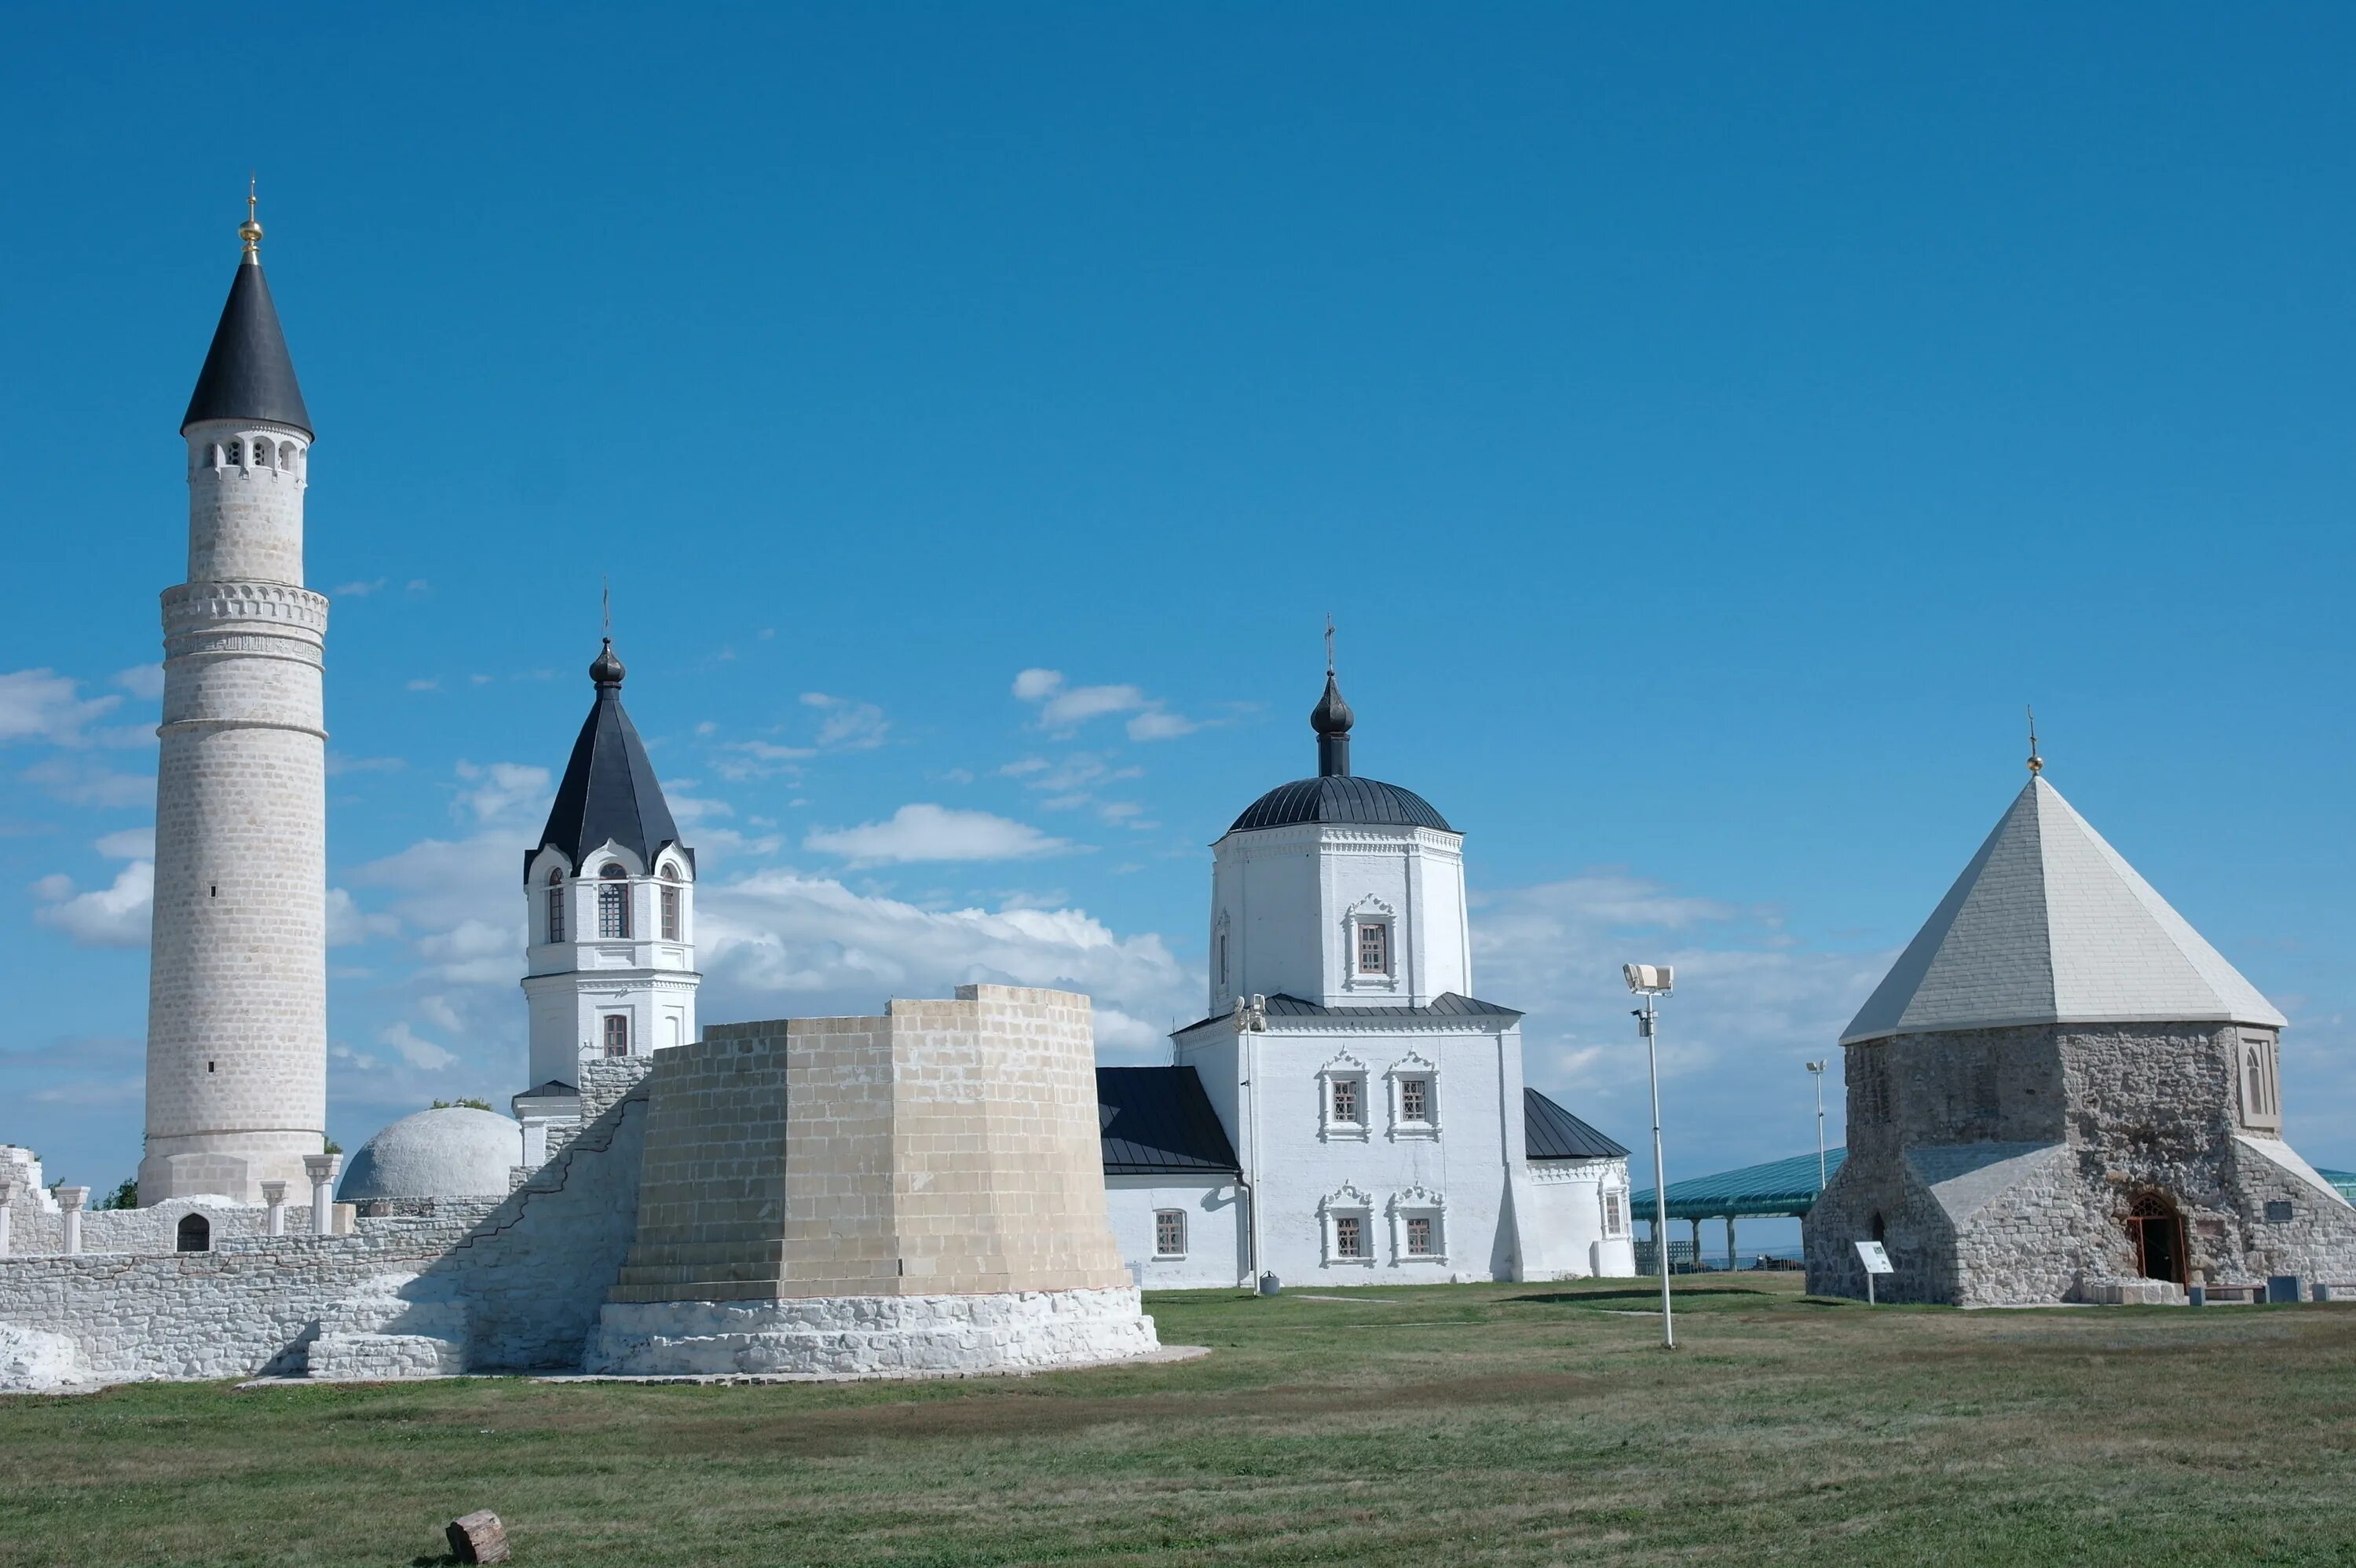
(6, 7, 2354, 1221)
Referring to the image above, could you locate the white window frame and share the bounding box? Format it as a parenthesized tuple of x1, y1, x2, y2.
(1601, 1186, 1629, 1238)
(1318, 1053, 1371, 1142)
(1388, 1186, 1447, 1264)
(1386, 1052, 1440, 1140)
(2241, 1031, 2282, 1131)
(598, 865, 632, 940)
(1340, 896, 1399, 995)
(1320, 1184, 1376, 1267)
(1153, 1208, 1187, 1259)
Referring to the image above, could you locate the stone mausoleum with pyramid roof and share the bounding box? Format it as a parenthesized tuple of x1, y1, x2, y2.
(1805, 766, 2356, 1306)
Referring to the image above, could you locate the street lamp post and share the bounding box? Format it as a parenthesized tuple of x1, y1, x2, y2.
(1625, 963, 1676, 1351)
(1805, 1059, 1828, 1192)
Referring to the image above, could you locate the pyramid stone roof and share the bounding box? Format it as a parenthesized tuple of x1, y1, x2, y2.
(1841, 777, 2285, 1046)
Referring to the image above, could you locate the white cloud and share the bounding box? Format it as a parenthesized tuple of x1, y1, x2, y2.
(327, 887, 401, 947)
(406, 678, 440, 693)
(800, 693, 889, 751)
(20, 757, 153, 808)
(700, 871, 1189, 1052)
(453, 761, 551, 826)
(349, 827, 528, 985)
(803, 804, 1074, 867)
(334, 579, 390, 598)
(381, 1022, 457, 1072)
(715, 740, 815, 782)
(33, 861, 153, 946)
(1010, 667, 1194, 740)
(113, 665, 166, 701)
(0, 670, 122, 747)
(1126, 709, 1197, 741)
(94, 827, 155, 860)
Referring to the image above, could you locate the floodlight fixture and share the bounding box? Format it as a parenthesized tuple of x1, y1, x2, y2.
(1623, 963, 1674, 996)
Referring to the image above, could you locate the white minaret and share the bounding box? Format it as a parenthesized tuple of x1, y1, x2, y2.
(140, 192, 328, 1205)
(514, 641, 698, 1157)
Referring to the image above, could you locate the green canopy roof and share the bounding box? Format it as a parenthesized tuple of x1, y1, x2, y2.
(1631, 1149, 1846, 1222)
(2320, 1169, 2356, 1205)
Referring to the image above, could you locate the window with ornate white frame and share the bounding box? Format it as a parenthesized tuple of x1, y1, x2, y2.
(1386, 1051, 1440, 1139)
(2240, 1030, 2282, 1131)
(1154, 1208, 1187, 1259)
(1388, 1186, 1447, 1263)
(1601, 1186, 1629, 1238)
(1318, 1052, 1371, 1142)
(1320, 1184, 1376, 1266)
(1341, 895, 1399, 993)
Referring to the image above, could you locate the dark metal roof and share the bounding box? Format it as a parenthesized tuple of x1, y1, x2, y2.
(1097, 1066, 1240, 1175)
(1173, 991, 1523, 1036)
(525, 642, 693, 882)
(182, 260, 312, 436)
(512, 1080, 579, 1101)
(1228, 774, 1454, 834)
(1524, 1087, 1630, 1160)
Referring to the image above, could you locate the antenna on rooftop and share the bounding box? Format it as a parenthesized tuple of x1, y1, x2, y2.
(2026, 706, 2043, 777)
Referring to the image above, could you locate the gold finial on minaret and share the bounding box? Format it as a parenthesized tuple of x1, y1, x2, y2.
(240, 176, 263, 261)
(2026, 705, 2043, 777)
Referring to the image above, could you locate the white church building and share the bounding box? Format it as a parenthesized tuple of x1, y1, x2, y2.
(1096, 666, 1638, 1288)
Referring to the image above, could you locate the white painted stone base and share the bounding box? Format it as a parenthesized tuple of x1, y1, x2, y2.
(2085, 1277, 2186, 1306)
(584, 1286, 1158, 1377)
(0, 1323, 96, 1394)
(305, 1273, 469, 1380)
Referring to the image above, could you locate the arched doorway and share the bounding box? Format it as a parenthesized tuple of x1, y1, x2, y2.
(176, 1213, 210, 1253)
(2126, 1193, 2185, 1285)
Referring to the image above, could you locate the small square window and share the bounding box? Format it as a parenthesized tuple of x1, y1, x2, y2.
(1334, 1214, 1365, 1259)
(1399, 1076, 1429, 1122)
(1405, 1215, 1435, 1256)
(1357, 921, 1388, 975)
(1154, 1208, 1186, 1257)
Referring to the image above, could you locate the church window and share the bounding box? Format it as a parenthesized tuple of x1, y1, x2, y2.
(1331, 1076, 1360, 1126)
(253, 440, 273, 469)
(1154, 1209, 1187, 1258)
(598, 866, 631, 938)
(279, 441, 297, 471)
(603, 1014, 630, 1057)
(176, 1214, 210, 1252)
(1603, 1190, 1628, 1237)
(1217, 930, 1228, 990)
(660, 883, 681, 942)
(1357, 920, 1389, 976)
(1399, 1076, 1429, 1123)
(545, 868, 566, 944)
(2241, 1033, 2281, 1130)
(1405, 1215, 1434, 1256)
(1334, 1214, 1365, 1259)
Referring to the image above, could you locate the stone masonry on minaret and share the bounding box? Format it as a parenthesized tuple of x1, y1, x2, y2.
(140, 196, 328, 1205)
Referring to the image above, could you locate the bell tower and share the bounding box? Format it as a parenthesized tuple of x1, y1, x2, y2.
(141, 191, 329, 1204)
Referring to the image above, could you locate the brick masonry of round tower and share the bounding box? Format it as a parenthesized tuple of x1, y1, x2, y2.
(140, 422, 327, 1204)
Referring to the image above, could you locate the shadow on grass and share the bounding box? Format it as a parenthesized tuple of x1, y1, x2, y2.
(1511, 1286, 1782, 1307)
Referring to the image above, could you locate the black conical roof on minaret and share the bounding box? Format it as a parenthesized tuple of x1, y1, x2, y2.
(526, 641, 693, 881)
(182, 254, 312, 437)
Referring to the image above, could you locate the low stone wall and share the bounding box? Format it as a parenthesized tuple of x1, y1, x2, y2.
(586, 1285, 1158, 1376)
(5, 1194, 300, 1258)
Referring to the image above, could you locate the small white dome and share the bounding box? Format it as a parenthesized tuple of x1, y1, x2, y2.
(338, 1107, 521, 1201)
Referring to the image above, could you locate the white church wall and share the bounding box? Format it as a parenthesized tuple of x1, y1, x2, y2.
(1232, 1023, 1524, 1285)
(1520, 1158, 1636, 1279)
(1212, 825, 1472, 1012)
(1103, 1177, 1248, 1289)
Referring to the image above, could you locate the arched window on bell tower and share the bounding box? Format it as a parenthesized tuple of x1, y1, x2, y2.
(598, 864, 631, 938)
(545, 866, 567, 944)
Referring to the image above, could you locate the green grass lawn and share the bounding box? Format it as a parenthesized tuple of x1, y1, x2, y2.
(4, 1275, 2354, 1566)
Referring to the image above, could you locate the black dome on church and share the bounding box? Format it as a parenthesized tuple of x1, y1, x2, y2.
(1228, 775, 1454, 834)
(1226, 654, 1454, 834)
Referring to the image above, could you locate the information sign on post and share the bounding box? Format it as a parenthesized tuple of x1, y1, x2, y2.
(1854, 1240, 1893, 1305)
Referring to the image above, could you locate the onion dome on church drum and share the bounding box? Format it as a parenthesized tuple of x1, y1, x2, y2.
(1227, 668, 1454, 833)
(524, 639, 694, 880)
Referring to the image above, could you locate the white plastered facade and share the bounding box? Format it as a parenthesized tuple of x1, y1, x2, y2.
(522, 839, 699, 1095)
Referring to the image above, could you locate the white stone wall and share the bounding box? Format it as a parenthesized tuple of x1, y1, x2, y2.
(1520, 1158, 1637, 1279)
(1210, 824, 1470, 1011)
(1103, 1177, 1249, 1289)
(587, 1285, 1157, 1376)
(143, 419, 326, 1204)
